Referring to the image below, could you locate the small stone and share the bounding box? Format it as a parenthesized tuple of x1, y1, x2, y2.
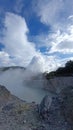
(23, 120, 26, 124)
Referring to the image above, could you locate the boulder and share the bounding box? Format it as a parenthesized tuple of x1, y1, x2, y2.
(39, 85, 73, 128)
(60, 86, 73, 126)
(39, 95, 52, 119)
(39, 95, 65, 124)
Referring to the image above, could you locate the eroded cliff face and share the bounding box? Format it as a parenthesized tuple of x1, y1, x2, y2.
(44, 76, 73, 94)
(44, 60, 73, 94)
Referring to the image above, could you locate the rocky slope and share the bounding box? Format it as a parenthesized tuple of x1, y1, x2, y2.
(0, 85, 73, 130)
(0, 60, 73, 130)
(0, 85, 42, 130)
(44, 76, 73, 93)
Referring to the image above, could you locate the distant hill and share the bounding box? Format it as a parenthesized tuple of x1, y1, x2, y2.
(0, 66, 25, 72)
(46, 60, 73, 79)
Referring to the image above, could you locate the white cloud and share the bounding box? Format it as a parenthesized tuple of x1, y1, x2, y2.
(0, 12, 37, 67)
(33, 0, 63, 26)
(27, 54, 63, 73)
(0, 12, 60, 72)
(48, 22, 73, 54)
(32, 0, 73, 55)
(33, 0, 73, 30)
(0, 12, 73, 73)
(0, 51, 15, 66)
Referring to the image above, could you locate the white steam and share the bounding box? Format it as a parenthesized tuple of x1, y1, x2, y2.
(0, 63, 48, 103)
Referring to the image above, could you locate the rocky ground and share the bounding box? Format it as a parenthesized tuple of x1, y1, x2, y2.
(0, 85, 73, 130)
(0, 85, 41, 130)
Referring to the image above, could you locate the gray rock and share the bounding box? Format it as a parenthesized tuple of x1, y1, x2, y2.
(0, 85, 11, 105)
(39, 95, 52, 119)
(2, 103, 14, 111)
(39, 95, 61, 120)
(60, 86, 73, 126)
(39, 85, 73, 129)
(0, 85, 10, 96)
(39, 94, 70, 129)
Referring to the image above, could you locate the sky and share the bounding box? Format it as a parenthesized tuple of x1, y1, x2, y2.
(0, 0, 73, 72)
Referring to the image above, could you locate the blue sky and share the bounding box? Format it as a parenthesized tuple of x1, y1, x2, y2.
(0, 0, 73, 72)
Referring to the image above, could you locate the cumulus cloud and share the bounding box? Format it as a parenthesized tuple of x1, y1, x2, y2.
(32, 0, 73, 56)
(0, 12, 37, 66)
(0, 51, 15, 66)
(0, 12, 73, 73)
(0, 12, 60, 72)
(35, 19, 73, 55)
(48, 21, 73, 54)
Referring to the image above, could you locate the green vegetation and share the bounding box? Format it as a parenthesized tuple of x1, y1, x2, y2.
(46, 60, 73, 79)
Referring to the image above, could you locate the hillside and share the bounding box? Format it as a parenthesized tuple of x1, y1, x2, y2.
(45, 60, 73, 79)
(0, 85, 42, 130)
(0, 66, 25, 72)
(42, 60, 73, 94)
(0, 60, 73, 129)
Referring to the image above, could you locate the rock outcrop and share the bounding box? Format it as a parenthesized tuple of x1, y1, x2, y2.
(39, 86, 73, 129)
(60, 86, 73, 126)
(39, 95, 67, 126)
(44, 60, 73, 94)
(44, 76, 73, 94)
